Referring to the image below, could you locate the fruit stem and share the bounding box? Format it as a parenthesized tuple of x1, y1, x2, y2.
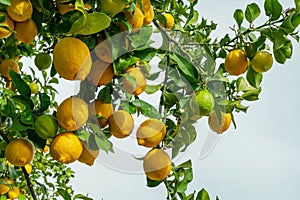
(0, 130, 38, 200)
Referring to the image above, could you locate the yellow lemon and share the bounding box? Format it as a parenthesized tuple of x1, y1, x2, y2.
(87, 59, 114, 86)
(8, 186, 20, 199)
(123, 67, 146, 96)
(14, 18, 37, 44)
(53, 37, 92, 80)
(0, 59, 20, 80)
(7, 0, 33, 22)
(208, 111, 231, 134)
(56, 96, 89, 131)
(143, 148, 172, 181)
(0, 12, 14, 39)
(137, 118, 166, 148)
(109, 110, 134, 138)
(0, 178, 14, 195)
(88, 99, 114, 128)
(225, 49, 248, 76)
(77, 143, 99, 166)
(5, 138, 35, 167)
(50, 132, 83, 164)
(160, 13, 174, 29)
(124, 5, 145, 30)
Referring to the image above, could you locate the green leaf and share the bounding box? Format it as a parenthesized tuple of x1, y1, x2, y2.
(20, 111, 35, 125)
(146, 177, 163, 187)
(133, 48, 157, 62)
(9, 70, 31, 97)
(10, 115, 31, 132)
(245, 3, 261, 23)
(295, 0, 300, 11)
(176, 159, 192, 169)
(132, 99, 162, 119)
(236, 77, 249, 92)
(0, 0, 11, 5)
(273, 39, 293, 64)
(246, 66, 263, 88)
(233, 9, 244, 27)
(18, 193, 26, 200)
(264, 0, 282, 21)
(11, 95, 34, 110)
(77, 130, 91, 141)
(74, 194, 94, 200)
(58, 188, 72, 200)
(94, 133, 114, 153)
(241, 87, 262, 101)
(38, 93, 51, 113)
(144, 84, 161, 94)
(128, 26, 153, 50)
(69, 12, 111, 35)
(27, 129, 47, 149)
(196, 188, 210, 200)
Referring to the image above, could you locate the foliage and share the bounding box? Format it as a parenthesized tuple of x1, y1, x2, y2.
(0, 0, 299, 199)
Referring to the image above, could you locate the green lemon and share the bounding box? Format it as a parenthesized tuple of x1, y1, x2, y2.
(250, 51, 273, 73)
(29, 82, 39, 94)
(195, 90, 215, 116)
(34, 53, 52, 70)
(35, 115, 58, 139)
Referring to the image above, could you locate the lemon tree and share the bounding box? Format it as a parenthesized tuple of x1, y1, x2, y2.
(0, 0, 299, 199)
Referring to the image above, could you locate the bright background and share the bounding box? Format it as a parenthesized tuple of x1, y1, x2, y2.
(46, 0, 300, 199)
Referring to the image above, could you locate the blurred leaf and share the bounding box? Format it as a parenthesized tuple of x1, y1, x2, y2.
(94, 133, 114, 153)
(144, 84, 161, 94)
(0, 0, 11, 5)
(264, 0, 282, 21)
(38, 93, 51, 113)
(9, 70, 31, 97)
(11, 95, 34, 110)
(10, 115, 31, 132)
(245, 3, 261, 23)
(117, 57, 140, 72)
(132, 99, 161, 119)
(9, 164, 22, 179)
(295, 0, 300, 11)
(73, 194, 94, 200)
(27, 129, 47, 149)
(20, 111, 34, 125)
(58, 188, 71, 200)
(236, 77, 248, 92)
(196, 188, 210, 200)
(69, 12, 111, 35)
(128, 26, 153, 50)
(233, 9, 244, 27)
(246, 66, 263, 88)
(133, 48, 157, 62)
(77, 130, 91, 141)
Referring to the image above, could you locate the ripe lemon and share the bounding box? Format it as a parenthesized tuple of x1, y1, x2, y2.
(225, 49, 248, 76)
(141, 0, 154, 25)
(77, 143, 99, 166)
(0, 178, 14, 195)
(7, 0, 33, 22)
(0, 59, 20, 80)
(123, 67, 146, 96)
(124, 5, 145, 30)
(250, 51, 273, 73)
(95, 38, 113, 63)
(14, 18, 38, 44)
(29, 82, 39, 94)
(34, 114, 58, 139)
(160, 13, 174, 29)
(143, 148, 172, 181)
(34, 52, 52, 70)
(50, 132, 83, 164)
(195, 90, 215, 116)
(137, 118, 166, 148)
(56, 96, 89, 131)
(55, 0, 75, 15)
(109, 110, 134, 138)
(87, 59, 114, 86)
(8, 186, 20, 199)
(0, 12, 14, 39)
(88, 99, 114, 128)
(5, 138, 35, 167)
(53, 37, 92, 80)
(208, 111, 231, 134)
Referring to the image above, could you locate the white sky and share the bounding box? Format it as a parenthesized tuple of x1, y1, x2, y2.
(41, 0, 300, 199)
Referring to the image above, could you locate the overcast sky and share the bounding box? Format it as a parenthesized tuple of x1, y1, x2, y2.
(63, 1, 300, 199)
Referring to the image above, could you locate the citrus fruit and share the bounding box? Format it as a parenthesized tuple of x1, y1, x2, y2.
(99, 0, 125, 17)
(34, 114, 58, 139)
(50, 132, 83, 164)
(88, 99, 114, 128)
(77, 143, 99, 166)
(5, 138, 35, 167)
(123, 67, 146, 96)
(224, 49, 248, 75)
(0, 12, 14, 39)
(34, 52, 52, 70)
(53, 37, 92, 81)
(141, 0, 154, 25)
(244, 43, 257, 59)
(0, 59, 20, 80)
(24, 163, 32, 174)
(87, 59, 114, 86)
(14, 18, 38, 44)
(7, 0, 33, 22)
(8, 186, 20, 199)
(160, 13, 174, 29)
(55, 0, 75, 15)
(109, 110, 134, 138)
(56, 96, 89, 131)
(124, 5, 145, 30)
(0, 178, 14, 195)
(250, 51, 274, 73)
(95, 38, 113, 63)
(195, 90, 215, 116)
(29, 82, 39, 94)
(143, 148, 172, 181)
(208, 111, 232, 134)
(137, 118, 166, 148)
